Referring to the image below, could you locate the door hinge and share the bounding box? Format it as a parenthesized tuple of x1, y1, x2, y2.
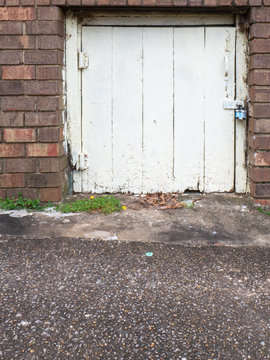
(76, 153, 89, 171)
(223, 100, 244, 110)
(78, 52, 89, 69)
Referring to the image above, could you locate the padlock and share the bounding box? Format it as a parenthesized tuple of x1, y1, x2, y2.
(235, 109, 246, 120)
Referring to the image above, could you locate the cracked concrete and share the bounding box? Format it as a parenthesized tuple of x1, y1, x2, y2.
(0, 193, 269, 247)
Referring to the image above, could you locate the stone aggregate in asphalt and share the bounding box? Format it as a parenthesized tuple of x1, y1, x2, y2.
(0, 237, 270, 360)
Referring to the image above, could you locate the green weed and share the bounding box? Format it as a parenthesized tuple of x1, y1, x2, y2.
(0, 193, 52, 211)
(56, 195, 122, 215)
(257, 207, 270, 216)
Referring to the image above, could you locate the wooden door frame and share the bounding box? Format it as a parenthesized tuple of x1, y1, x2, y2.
(65, 11, 248, 193)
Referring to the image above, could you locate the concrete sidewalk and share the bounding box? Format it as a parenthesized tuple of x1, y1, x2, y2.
(1, 237, 270, 359)
(0, 193, 269, 246)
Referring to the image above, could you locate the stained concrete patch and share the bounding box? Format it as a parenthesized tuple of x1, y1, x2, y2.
(0, 193, 269, 246)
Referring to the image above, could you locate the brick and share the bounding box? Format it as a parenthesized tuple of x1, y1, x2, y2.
(0, 81, 24, 95)
(21, 0, 35, 5)
(6, 158, 37, 172)
(249, 167, 270, 182)
(189, 0, 202, 5)
(27, 143, 60, 157)
(234, 0, 248, 5)
(0, 0, 4, 5)
(0, 190, 6, 199)
(255, 199, 270, 205)
(0, 144, 24, 157)
(2, 65, 35, 79)
(39, 156, 66, 172)
(142, 0, 156, 5)
(36, 0, 50, 5)
(249, 87, 270, 102)
(0, 174, 24, 188)
(38, 35, 64, 50)
(250, 182, 270, 198)
(25, 112, 61, 126)
(219, 0, 232, 5)
(0, 160, 3, 173)
(250, 24, 270, 39)
(37, 7, 63, 21)
(51, 0, 65, 5)
(0, 35, 35, 49)
(1, 113, 23, 127)
(0, 21, 23, 34)
(4, 128, 36, 142)
(82, 0, 96, 4)
(67, 0, 81, 4)
(127, 0, 141, 4)
(174, 0, 187, 4)
(6, 188, 38, 199)
(0, 7, 36, 20)
(6, 0, 20, 6)
(249, 118, 270, 133)
(36, 66, 62, 80)
(249, 0, 262, 5)
(157, 0, 172, 5)
(250, 39, 270, 54)
(0, 50, 23, 64)
(2, 97, 35, 111)
(0, 130, 2, 142)
(250, 55, 270, 70)
(253, 152, 270, 166)
(27, 172, 62, 187)
(250, 8, 270, 23)
(26, 21, 64, 36)
(250, 103, 270, 118)
(38, 127, 63, 142)
(249, 70, 270, 86)
(36, 96, 64, 111)
(25, 81, 63, 96)
(24, 50, 63, 65)
(264, 0, 270, 5)
(204, 0, 218, 5)
(249, 134, 270, 150)
(111, 0, 126, 4)
(40, 187, 62, 201)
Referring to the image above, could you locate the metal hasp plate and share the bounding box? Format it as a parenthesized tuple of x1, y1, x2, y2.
(223, 99, 244, 110)
(76, 153, 89, 171)
(78, 52, 89, 69)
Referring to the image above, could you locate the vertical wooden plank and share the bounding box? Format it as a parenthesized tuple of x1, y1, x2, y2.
(204, 27, 235, 192)
(142, 27, 174, 193)
(235, 17, 248, 193)
(174, 27, 205, 192)
(82, 26, 113, 193)
(112, 27, 143, 193)
(66, 15, 81, 193)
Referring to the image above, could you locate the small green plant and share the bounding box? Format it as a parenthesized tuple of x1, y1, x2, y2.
(257, 207, 270, 217)
(56, 195, 122, 215)
(0, 193, 52, 211)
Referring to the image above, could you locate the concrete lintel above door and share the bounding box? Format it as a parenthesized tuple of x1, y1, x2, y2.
(80, 12, 234, 27)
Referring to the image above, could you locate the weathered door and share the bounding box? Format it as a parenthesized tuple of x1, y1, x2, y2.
(80, 25, 236, 193)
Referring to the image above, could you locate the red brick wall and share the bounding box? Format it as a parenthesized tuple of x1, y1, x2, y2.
(0, 1, 269, 202)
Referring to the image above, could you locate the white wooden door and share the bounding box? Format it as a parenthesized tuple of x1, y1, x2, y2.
(81, 25, 236, 193)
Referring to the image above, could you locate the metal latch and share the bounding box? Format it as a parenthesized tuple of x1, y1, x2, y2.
(223, 100, 244, 110)
(224, 100, 247, 121)
(78, 52, 89, 69)
(76, 153, 89, 171)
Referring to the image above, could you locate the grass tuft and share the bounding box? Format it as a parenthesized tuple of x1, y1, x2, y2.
(56, 195, 122, 215)
(257, 207, 270, 216)
(0, 193, 52, 211)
